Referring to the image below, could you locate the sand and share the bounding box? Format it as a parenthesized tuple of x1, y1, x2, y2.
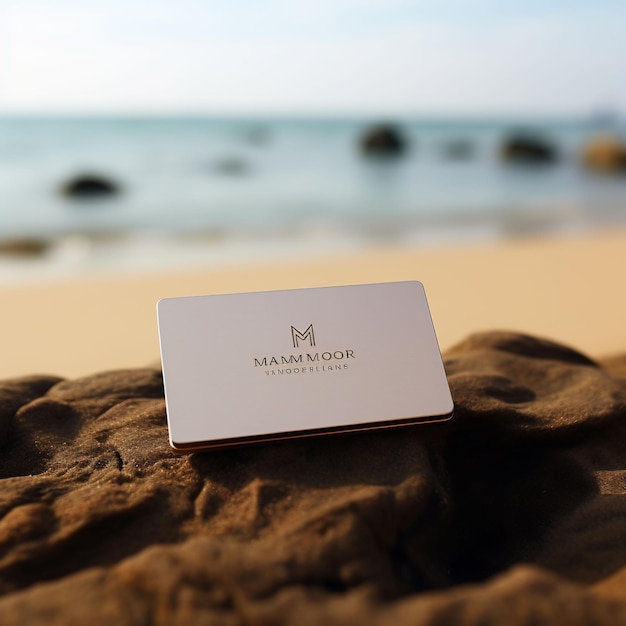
(2, 331, 626, 624)
(2, 228, 626, 624)
(0, 228, 625, 379)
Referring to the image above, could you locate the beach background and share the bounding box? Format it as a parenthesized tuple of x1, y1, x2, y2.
(1, 1, 625, 378)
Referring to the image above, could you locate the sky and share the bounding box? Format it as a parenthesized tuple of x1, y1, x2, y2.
(1, 0, 625, 116)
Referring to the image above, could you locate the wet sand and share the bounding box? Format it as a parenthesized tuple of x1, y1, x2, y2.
(2, 331, 626, 624)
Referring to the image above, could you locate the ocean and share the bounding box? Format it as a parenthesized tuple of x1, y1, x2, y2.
(1, 115, 625, 280)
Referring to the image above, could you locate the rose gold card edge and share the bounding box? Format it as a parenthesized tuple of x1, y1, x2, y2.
(169, 410, 453, 452)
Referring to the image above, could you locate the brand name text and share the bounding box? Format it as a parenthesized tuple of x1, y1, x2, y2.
(254, 350, 355, 367)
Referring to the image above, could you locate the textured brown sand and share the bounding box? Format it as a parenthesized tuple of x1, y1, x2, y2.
(1, 331, 626, 624)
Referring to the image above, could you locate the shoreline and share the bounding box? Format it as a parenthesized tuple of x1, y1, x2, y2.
(1, 202, 623, 288)
(0, 227, 625, 379)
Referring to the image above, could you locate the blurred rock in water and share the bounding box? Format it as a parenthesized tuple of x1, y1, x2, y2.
(59, 174, 121, 199)
(245, 126, 270, 146)
(582, 135, 626, 174)
(500, 134, 558, 164)
(0, 238, 51, 258)
(588, 108, 621, 130)
(359, 124, 408, 157)
(214, 156, 249, 176)
(439, 139, 475, 160)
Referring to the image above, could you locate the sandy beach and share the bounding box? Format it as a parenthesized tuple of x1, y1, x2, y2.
(0, 227, 624, 380)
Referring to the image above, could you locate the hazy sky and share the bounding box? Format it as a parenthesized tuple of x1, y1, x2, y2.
(2, 0, 625, 115)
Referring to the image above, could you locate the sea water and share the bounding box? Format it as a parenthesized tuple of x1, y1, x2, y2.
(1, 116, 625, 279)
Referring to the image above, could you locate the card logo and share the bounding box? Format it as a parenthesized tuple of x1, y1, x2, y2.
(291, 324, 315, 348)
(253, 323, 355, 376)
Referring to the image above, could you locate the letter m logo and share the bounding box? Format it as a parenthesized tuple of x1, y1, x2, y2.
(291, 324, 315, 348)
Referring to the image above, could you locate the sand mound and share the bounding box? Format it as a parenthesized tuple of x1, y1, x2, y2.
(1, 332, 626, 624)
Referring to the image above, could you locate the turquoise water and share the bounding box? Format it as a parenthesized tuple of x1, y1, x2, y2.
(1, 116, 625, 243)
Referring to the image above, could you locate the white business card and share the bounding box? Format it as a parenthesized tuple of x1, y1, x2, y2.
(157, 281, 453, 451)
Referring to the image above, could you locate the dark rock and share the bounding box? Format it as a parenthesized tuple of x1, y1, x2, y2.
(588, 108, 621, 129)
(500, 134, 558, 164)
(245, 126, 270, 146)
(440, 139, 475, 160)
(214, 156, 249, 175)
(59, 174, 121, 199)
(0, 239, 51, 258)
(582, 135, 626, 174)
(360, 124, 408, 157)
